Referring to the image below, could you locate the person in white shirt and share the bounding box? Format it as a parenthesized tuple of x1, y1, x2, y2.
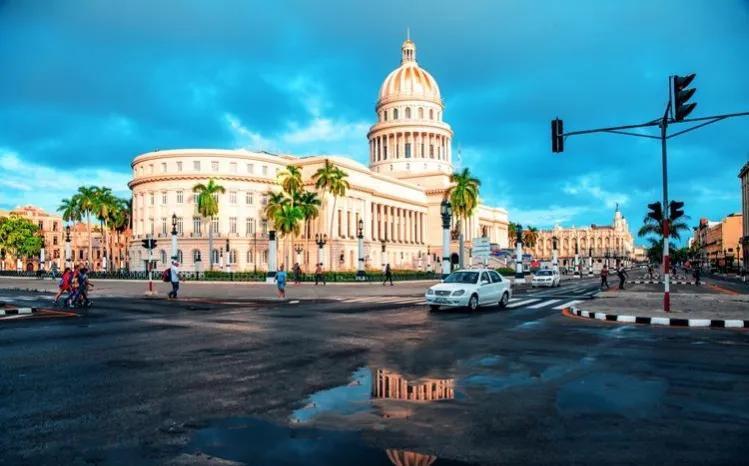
(168, 260, 180, 299)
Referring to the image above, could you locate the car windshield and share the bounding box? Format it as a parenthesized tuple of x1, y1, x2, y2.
(444, 271, 479, 284)
(536, 270, 553, 276)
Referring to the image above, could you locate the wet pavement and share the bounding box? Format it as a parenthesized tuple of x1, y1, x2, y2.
(1, 284, 748, 465)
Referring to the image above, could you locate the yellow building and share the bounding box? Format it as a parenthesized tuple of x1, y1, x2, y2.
(529, 206, 635, 269)
(127, 38, 509, 272)
(702, 213, 743, 270)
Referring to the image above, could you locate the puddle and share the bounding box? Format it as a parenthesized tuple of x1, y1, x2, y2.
(556, 372, 667, 418)
(475, 355, 501, 367)
(291, 367, 456, 424)
(184, 417, 476, 465)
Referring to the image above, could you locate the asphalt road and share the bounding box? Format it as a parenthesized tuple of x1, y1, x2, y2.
(1, 279, 748, 465)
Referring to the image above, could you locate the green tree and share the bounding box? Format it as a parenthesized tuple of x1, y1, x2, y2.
(508, 222, 522, 244)
(278, 165, 304, 199)
(264, 191, 289, 223)
(192, 178, 226, 271)
(448, 168, 481, 267)
(273, 204, 304, 268)
(295, 190, 321, 268)
(313, 159, 350, 268)
(92, 186, 118, 269)
(73, 186, 98, 267)
(0, 215, 44, 265)
(522, 226, 539, 248)
(109, 197, 132, 270)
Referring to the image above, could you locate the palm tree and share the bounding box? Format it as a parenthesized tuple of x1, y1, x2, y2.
(522, 226, 539, 248)
(508, 222, 522, 245)
(58, 197, 82, 225)
(638, 201, 690, 241)
(72, 186, 98, 267)
(278, 165, 304, 199)
(192, 178, 225, 271)
(273, 204, 304, 268)
(295, 190, 321, 268)
(448, 168, 481, 268)
(264, 191, 289, 223)
(92, 187, 117, 270)
(110, 197, 131, 270)
(313, 159, 350, 269)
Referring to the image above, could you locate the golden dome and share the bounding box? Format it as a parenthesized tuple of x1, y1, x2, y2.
(378, 40, 441, 103)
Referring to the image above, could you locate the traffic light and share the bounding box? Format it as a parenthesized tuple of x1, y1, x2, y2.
(141, 239, 157, 249)
(669, 200, 685, 220)
(551, 118, 564, 153)
(671, 74, 697, 121)
(647, 202, 663, 222)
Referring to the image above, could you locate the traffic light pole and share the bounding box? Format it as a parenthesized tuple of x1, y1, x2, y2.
(659, 104, 671, 312)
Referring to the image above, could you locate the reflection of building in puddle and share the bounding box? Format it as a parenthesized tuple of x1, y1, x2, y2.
(386, 449, 437, 466)
(372, 369, 454, 402)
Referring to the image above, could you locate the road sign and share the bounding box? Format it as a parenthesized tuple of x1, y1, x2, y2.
(472, 237, 491, 258)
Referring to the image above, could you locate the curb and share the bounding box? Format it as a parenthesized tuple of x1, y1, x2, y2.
(566, 306, 748, 328)
(0, 307, 38, 316)
(631, 280, 696, 285)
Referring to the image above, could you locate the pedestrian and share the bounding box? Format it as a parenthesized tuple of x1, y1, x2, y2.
(53, 267, 73, 305)
(617, 264, 628, 290)
(293, 262, 302, 285)
(275, 264, 287, 299)
(50, 262, 59, 280)
(314, 263, 326, 286)
(600, 264, 610, 290)
(693, 266, 701, 286)
(383, 263, 393, 286)
(168, 260, 180, 299)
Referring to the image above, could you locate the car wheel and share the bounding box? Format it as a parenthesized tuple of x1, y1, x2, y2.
(429, 305, 440, 312)
(468, 294, 479, 312)
(499, 292, 509, 308)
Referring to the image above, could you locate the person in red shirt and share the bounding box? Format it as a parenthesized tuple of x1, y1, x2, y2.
(53, 267, 73, 305)
(600, 265, 610, 290)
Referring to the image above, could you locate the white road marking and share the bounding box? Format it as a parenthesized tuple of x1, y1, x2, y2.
(528, 299, 561, 309)
(553, 300, 581, 310)
(506, 299, 540, 308)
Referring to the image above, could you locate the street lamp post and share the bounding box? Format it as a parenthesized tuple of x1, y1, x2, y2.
(551, 236, 559, 273)
(426, 245, 432, 273)
(515, 226, 525, 283)
(171, 213, 178, 261)
(356, 218, 366, 280)
(39, 239, 46, 273)
(225, 238, 231, 274)
(380, 239, 387, 272)
(440, 199, 452, 278)
(294, 243, 304, 268)
(574, 237, 580, 278)
(588, 247, 593, 276)
(65, 225, 72, 269)
(266, 231, 277, 282)
(315, 233, 327, 270)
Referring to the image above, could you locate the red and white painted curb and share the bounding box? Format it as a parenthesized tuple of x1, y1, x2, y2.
(0, 307, 38, 316)
(566, 306, 748, 328)
(631, 280, 696, 285)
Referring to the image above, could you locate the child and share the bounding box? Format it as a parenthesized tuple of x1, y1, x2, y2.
(53, 267, 73, 305)
(275, 264, 287, 299)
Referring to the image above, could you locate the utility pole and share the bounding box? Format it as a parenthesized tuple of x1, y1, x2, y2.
(552, 73, 749, 312)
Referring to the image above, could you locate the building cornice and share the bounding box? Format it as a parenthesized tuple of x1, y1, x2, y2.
(131, 149, 297, 168)
(128, 174, 278, 190)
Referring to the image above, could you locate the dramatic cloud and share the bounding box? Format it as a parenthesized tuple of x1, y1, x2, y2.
(1, 0, 747, 245)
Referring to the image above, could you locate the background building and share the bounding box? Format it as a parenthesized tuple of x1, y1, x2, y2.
(740, 162, 749, 271)
(696, 213, 743, 270)
(529, 207, 635, 269)
(127, 38, 509, 272)
(0, 205, 130, 272)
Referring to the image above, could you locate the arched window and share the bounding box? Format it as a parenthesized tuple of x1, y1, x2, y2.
(384, 110, 388, 121)
(229, 249, 238, 264)
(212, 249, 219, 264)
(247, 250, 253, 263)
(192, 249, 201, 263)
(418, 107, 424, 119)
(393, 108, 399, 120)
(176, 249, 183, 263)
(159, 250, 167, 264)
(405, 107, 411, 119)
(429, 109, 434, 120)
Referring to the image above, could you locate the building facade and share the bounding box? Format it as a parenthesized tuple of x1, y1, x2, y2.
(127, 38, 509, 272)
(0, 205, 130, 272)
(740, 162, 749, 271)
(528, 207, 635, 269)
(697, 213, 743, 270)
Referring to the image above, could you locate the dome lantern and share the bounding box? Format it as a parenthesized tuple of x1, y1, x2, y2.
(401, 39, 416, 63)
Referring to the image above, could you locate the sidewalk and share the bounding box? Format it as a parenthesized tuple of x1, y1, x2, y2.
(569, 291, 749, 327)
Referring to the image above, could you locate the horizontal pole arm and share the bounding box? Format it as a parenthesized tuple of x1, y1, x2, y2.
(563, 119, 661, 137)
(667, 117, 726, 139)
(602, 129, 661, 140)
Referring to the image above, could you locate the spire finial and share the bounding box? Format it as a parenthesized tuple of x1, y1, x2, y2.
(406, 27, 410, 40)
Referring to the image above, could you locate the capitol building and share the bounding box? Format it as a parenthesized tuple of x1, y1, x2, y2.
(127, 38, 509, 272)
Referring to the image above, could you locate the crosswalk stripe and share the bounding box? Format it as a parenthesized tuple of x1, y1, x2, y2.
(508, 297, 521, 302)
(506, 299, 540, 308)
(553, 300, 581, 310)
(528, 299, 561, 309)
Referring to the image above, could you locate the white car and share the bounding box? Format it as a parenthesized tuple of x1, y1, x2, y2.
(425, 269, 512, 311)
(531, 269, 561, 287)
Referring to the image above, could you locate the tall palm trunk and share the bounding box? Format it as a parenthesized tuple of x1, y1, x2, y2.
(86, 212, 92, 269)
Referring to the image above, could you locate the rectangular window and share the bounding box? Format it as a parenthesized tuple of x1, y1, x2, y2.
(193, 217, 201, 236)
(229, 217, 237, 234)
(338, 210, 342, 237)
(261, 194, 268, 205)
(430, 145, 434, 158)
(246, 217, 255, 235)
(193, 160, 201, 171)
(405, 143, 411, 158)
(230, 162, 238, 173)
(211, 161, 219, 172)
(149, 193, 154, 205)
(247, 163, 254, 174)
(177, 161, 183, 172)
(53, 236, 58, 246)
(161, 162, 167, 173)
(347, 211, 351, 237)
(176, 190, 184, 204)
(149, 218, 154, 235)
(420, 144, 424, 158)
(38, 220, 44, 229)
(161, 217, 167, 235)
(245, 191, 253, 205)
(383, 145, 388, 160)
(176, 217, 183, 235)
(229, 191, 237, 204)
(211, 217, 219, 234)
(161, 191, 167, 205)
(261, 219, 268, 234)
(262, 165, 268, 176)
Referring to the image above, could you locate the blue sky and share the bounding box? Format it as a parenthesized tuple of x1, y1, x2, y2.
(1, 0, 748, 244)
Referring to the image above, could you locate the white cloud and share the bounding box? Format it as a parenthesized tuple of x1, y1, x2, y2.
(562, 173, 630, 210)
(283, 118, 369, 144)
(509, 206, 590, 228)
(225, 113, 277, 151)
(0, 149, 131, 213)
